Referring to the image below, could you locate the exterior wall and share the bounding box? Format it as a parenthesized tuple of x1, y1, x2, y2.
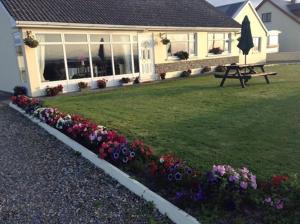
(152, 31, 239, 78)
(234, 3, 268, 64)
(0, 5, 23, 93)
(257, 1, 300, 52)
(22, 28, 240, 96)
(267, 52, 300, 63)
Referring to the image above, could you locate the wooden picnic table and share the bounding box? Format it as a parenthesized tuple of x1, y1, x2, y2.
(215, 63, 277, 88)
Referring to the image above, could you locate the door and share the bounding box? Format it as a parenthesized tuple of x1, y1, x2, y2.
(138, 33, 155, 82)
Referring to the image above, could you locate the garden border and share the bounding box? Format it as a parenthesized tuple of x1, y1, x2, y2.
(9, 102, 200, 224)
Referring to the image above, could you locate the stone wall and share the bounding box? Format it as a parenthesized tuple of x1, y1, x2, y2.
(155, 56, 239, 73)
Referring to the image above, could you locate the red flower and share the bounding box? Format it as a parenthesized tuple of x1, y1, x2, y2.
(272, 175, 289, 187)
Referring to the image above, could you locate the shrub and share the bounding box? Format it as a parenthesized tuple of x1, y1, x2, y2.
(201, 66, 211, 74)
(161, 38, 171, 45)
(215, 65, 226, 73)
(174, 51, 189, 60)
(97, 79, 107, 89)
(78, 82, 88, 90)
(160, 73, 166, 80)
(180, 70, 192, 78)
(13, 86, 27, 96)
(23, 31, 39, 48)
(134, 77, 140, 84)
(209, 47, 224, 55)
(120, 77, 132, 84)
(45, 85, 63, 97)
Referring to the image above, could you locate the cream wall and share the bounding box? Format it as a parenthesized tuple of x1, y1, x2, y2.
(22, 28, 240, 96)
(234, 3, 268, 64)
(257, 1, 300, 52)
(0, 5, 24, 93)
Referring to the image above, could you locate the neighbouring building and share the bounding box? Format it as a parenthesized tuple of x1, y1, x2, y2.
(0, 0, 243, 96)
(217, 0, 280, 64)
(257, 0, 300, 52)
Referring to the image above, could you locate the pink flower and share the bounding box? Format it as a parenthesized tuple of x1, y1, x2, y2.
(240, 181, 248, 190)
(213, 165, 226, 176)
(275, 200, 284, 210)
(264, 197, 272, 204)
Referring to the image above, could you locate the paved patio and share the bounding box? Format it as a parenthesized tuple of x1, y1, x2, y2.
(0, 95, 170, 223)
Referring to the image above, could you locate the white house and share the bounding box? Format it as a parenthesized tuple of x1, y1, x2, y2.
(257, 0, 300, 52)
(0, 0, 244, 96)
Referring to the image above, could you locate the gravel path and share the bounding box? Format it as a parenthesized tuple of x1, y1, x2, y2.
(0, 94, 171, 224)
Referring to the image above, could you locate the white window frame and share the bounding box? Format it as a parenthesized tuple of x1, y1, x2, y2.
(207, 33, 231, 57)
(166, 33, 197, 60)
(35, 31, 139, 86)
(252, 37, 261, 53)
(13, 31, 28, 83)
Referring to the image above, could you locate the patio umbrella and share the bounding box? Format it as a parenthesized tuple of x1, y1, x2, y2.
(98, 38, 105, 61)
(237, 16, 254, 65)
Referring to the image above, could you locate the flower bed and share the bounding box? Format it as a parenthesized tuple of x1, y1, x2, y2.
(11, 95, 300, 223)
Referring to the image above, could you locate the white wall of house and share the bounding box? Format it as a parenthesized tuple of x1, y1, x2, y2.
(257, 1, 300, 52)
(0, 3, 25, 93)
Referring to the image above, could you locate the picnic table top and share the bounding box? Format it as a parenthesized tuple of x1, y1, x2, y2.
(225, 63, 265, 69)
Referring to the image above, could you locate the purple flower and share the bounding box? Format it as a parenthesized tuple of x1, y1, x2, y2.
(122, 157, 129, 163)
(121, 147, 128, 155)
(193, 190, 205, 202)
(113, 152, 120, 160)
(240, 181, 248, 190)
(175, 172, 182, 181)
(175, 192, 185, 200)
(213, 165, 226, 176)
(275, 200, 284, 210)
(130, 151, 135, 158)
(264, 197, 272, 204)
(185, 167, 193, 175)
(167, 174, 173, 181)
(207, 171, 219, 184)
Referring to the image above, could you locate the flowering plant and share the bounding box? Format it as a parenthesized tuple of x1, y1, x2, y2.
(45, 85, 63, 97)
(97, 79, 107, 89)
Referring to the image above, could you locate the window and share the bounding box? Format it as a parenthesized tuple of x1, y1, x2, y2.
(268, 35, 279, 48)
(262, 13, 272, 22)
(36, 33, 139, 82)
(13, 32, 27, 82)
(65, 44, 91, 79)
(208, 33, 231, 54)
(37, 45, 66, 82)
(166, 33, 196, 57)
(253, 37, 261, 53)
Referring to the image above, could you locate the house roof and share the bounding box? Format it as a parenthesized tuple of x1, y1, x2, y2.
(217, 1, 245, 17)
(0, 0, 240, 28)
(257, 0, 300, 24)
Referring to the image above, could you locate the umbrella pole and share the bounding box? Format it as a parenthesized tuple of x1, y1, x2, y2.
(245, 55, 247, 74)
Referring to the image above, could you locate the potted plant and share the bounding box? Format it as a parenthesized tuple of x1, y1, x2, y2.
(201, 66, 211, 74)
(78, 82, 88, 92)
(45, 85, 63, 97)
(160, 73, 166, 80)
(13, 86, 27, 96)
(97, 79, 107, 89)
(161, 38, 170, 45)
(214, 65, 226, 74)
(120, 77, 133, 86)
(208, 47, 224, 55)
(134, 77, 140, 84)
(174, 51, 189, 60)
(180, 70, 192, 78)
(23, 31, 39, 48)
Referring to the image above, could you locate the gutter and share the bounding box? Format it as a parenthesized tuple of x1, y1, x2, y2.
(15, 21, 240, 32)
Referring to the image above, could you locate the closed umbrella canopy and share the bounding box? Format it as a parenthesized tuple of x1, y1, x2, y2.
(237, 16, 254, 57)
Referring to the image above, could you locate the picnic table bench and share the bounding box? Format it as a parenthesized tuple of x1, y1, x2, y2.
(215, 63, 277, 88)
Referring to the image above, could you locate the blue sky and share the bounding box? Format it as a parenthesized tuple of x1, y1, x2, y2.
(207, 0, 262, 7)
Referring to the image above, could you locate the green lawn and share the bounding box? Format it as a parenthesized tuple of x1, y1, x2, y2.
(45, 64, 300, 179)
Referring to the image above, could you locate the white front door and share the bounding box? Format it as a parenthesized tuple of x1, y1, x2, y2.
(138, 33, 155, 82)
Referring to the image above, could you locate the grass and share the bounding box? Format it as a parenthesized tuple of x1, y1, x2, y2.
(45, 64, 300, 179)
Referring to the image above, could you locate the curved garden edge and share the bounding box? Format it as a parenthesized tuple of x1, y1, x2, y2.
(9, 102, 200, 224)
